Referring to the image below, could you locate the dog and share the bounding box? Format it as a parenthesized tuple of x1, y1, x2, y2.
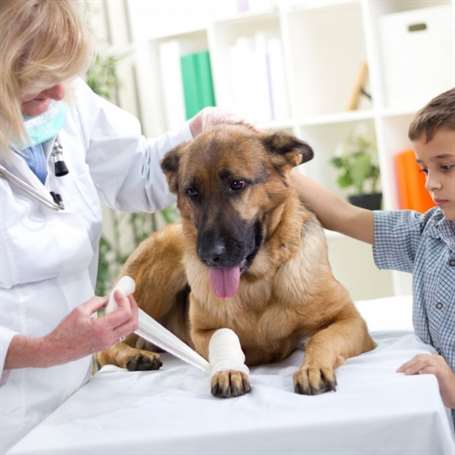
(97, 125, 376, 397)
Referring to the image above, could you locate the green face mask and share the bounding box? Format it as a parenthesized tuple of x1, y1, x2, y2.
(18, 100, 67, 150)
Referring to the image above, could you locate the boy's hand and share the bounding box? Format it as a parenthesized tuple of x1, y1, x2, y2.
(398, 353, 455, 408)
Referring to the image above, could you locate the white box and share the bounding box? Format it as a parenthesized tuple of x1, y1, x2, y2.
(380, 5, 453, 110)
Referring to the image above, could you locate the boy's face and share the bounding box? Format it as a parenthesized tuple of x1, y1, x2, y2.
(414, 128, 455, 220)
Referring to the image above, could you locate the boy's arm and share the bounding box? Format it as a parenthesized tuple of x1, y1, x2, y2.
(290, 171, 374, 244)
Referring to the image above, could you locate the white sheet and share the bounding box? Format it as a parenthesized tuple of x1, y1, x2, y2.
(8, 296, 455, 455)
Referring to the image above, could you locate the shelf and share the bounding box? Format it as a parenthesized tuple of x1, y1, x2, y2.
(299, 110, 374, 127)
(369, 0, 450, 17)
(123, 0, 455, 299)
(379, 108, 419, 119)
(152, 27, 207, 42)
(256, 119, 295, 130)
(283, 0, 370, 117)
(212, 8, 277, 26)
(285, 0, 360, 13)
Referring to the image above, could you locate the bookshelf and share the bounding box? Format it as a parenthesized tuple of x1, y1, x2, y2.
(107, 0, 455, 300)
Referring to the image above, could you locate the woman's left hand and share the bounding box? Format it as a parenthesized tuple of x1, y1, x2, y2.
(398, 353, 455, 408)
(189, 106, 255, 137)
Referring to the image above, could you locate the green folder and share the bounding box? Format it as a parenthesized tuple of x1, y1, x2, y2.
(180, 50, 216, 119)
(196, 51, 216, 109)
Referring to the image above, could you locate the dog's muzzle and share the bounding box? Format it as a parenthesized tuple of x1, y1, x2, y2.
(198, 220, 263, 299)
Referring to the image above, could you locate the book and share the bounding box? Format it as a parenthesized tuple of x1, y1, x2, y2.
(267, 37, 289, 120)
(347, 62, 369, 111)
(229, 34, 276, 123)
(159, 40, 186, 130)
(395, 149, 435, 212)
(229, 37, 255, 120)
(253, 32, 273, 122)
(196, 51, 216, 110)
(180, 50, 216, 120)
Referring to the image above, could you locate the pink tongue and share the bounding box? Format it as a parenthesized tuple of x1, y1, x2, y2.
(208, 267, 240, 299)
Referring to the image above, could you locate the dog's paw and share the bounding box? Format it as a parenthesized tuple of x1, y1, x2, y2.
(125, 351, 162, 371)
(211, 370, 251, 398)
(293, 365, 337, 395)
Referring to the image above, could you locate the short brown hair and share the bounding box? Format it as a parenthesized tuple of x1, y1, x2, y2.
(408, 88, 455, 142)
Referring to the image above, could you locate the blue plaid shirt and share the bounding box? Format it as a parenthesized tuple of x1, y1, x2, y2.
(374, 208, 455, 416)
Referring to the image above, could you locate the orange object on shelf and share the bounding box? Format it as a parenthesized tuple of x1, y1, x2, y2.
(395, 149, 435, 213)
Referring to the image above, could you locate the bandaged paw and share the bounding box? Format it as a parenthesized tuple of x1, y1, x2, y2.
(105, 276, 136, 314)
(208, 328, 249, 376)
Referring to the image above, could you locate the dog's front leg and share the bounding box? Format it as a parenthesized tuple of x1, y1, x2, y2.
(192, 327, 251, 398)
(97, 334, 162, 371)
(294, 312, 375, 395)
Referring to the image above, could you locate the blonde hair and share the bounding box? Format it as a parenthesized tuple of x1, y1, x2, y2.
(0, 0, 92, 151)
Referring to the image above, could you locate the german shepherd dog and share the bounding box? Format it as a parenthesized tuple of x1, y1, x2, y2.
(98, 125, 375, 397)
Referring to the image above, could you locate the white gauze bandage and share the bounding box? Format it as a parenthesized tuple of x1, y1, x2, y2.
(105, 276, 210, 371)
(105, 276, 136, 314)
(208, 328, 249, 376)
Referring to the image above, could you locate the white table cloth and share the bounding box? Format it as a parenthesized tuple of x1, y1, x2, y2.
(8, 296, 455, 455)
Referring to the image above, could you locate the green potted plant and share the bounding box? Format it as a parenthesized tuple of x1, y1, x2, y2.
(330, 129, 382, 210)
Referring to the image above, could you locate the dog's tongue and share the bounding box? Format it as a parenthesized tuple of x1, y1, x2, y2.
(208, 267, 240, 299)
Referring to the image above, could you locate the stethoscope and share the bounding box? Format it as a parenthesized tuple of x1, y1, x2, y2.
(0, 137, 69, 211)
(48, 139, 69, 209)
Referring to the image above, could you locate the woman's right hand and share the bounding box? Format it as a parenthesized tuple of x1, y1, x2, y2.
(40, 291, 139, 367)
(5, 292, 138, 369)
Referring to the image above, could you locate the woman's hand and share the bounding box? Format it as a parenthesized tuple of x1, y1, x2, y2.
(40, 291, 139, 367)
(189, 106, 255, 137)
(398, 353, 455, 408)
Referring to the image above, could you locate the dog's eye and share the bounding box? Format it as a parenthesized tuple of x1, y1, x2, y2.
(230, 180, 247, 191)
(185, 186, 200, 199)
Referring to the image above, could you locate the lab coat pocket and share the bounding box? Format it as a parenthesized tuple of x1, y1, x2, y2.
(3, 209, 95, 289)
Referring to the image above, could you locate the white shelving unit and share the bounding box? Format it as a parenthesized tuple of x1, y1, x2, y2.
(120, 0, 455, 300)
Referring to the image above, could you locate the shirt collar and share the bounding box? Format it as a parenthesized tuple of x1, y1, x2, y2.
(428, 208, 455, 251)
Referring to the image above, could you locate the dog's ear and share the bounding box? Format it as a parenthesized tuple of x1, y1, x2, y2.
(161, 142, 187, 193)
(261, 132, 314, 169)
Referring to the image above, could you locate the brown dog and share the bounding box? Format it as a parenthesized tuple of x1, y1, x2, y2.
(97, 125, 375, 397)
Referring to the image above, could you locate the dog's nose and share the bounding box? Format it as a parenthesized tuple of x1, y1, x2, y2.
(200, 241, 226, 267)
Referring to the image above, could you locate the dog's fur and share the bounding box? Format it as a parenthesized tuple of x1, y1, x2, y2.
(97, 125, 375, 397)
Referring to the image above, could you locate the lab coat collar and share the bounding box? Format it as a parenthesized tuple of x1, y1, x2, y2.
(0, 140, 58, 209)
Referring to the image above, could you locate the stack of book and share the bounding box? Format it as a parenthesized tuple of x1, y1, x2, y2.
(228, 33, 289, 123)
(395, 149, 435, 212)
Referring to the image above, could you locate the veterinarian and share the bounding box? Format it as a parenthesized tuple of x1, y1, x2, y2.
(0, 1, 244, 452)
(292, 87, 455, 427)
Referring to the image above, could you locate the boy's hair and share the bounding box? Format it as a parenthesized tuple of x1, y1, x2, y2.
(408, 88, 455, 143)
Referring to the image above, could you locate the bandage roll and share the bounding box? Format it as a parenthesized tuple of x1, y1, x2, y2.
(105, 276, 136, 314)
(208, 328, 249, 376)
(104, 275, 210, 372)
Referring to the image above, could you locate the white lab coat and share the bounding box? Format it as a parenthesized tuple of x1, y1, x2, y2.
(0, 79, 192, 453)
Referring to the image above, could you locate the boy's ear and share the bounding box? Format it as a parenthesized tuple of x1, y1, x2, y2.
(261, 131, 314, 170)
(161, 142, 188, 193)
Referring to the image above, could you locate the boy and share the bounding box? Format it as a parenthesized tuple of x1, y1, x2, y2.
(291, 88, 455, 412)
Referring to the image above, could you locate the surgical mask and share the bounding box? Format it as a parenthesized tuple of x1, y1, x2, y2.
(17, 100, 67, 150)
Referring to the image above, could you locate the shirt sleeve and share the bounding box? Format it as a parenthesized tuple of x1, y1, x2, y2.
(372, 209, 428, 273)
(73, 78, 192, 212)
(0, 327, 17, 380)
